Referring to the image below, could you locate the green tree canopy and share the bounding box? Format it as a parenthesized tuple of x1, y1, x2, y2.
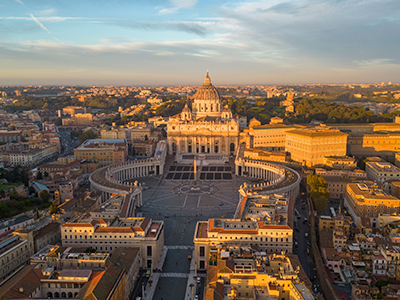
(54, 117, 62, 126)
(39, 190, 50, 203)
(307, 174, 330, 215)
(78, 130, 98, 144)
(49, 201, 60, 215)
(36, 171, 43, 180)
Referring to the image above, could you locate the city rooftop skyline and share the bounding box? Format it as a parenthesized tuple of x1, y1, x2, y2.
(0, 0, 399, 86)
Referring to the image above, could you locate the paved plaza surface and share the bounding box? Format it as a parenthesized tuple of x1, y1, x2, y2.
(129, 157, 253, 299)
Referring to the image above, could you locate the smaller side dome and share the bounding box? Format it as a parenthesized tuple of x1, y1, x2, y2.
(221, 105, 232, 119)
(181, 103, 192, 121)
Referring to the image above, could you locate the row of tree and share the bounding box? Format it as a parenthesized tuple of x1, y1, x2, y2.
(289, 99, 390, 124)
(307, 174, 330, 215)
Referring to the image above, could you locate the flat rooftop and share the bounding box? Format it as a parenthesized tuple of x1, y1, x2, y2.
(367, 161, 400, 173)
(77, 139, 126, 149)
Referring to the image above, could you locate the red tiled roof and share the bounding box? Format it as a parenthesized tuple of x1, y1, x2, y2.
(139, 218, 150, 231)
(91, 219, 107, 226)
(197, 222, 208, 238)
(0, 229, 14, 239)
(146, 223, 160, 238)
(236, 196, 247, 219)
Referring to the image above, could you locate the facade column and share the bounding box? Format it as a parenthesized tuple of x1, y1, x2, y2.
(185, 137, 188, 153)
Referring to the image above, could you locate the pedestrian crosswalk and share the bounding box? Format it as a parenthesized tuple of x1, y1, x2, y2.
(166, 245, 194, 250)
(160, 273, 189, 278)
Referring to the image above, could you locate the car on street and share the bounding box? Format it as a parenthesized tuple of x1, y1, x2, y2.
(197, 277, 201, 284)
(195, 295, 199, 300)
(219, 202, 224, 206)
(165, 214, 169, 218)
(305, 233, 308, 238)
(145, 270, 151, 278)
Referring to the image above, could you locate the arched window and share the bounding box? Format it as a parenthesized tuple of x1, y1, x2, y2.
(47, 292, 53, 298)
(61, 292, 66, 298)
(74, 292, 79, 297)
(54, 292, 60, 298)
(68, 292, 73, 298)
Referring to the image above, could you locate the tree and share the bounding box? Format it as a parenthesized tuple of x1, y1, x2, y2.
(43, 171, 49, 178)
(36, 171, 43, 180)
(0, 190, 5, 198)
(78, 130, 97, 144)
(39, 190, 50, 203)
(28, 186, 35, 195)
(307, 174, 330, 215)
(54, 117, 62, 126)
(49, 201, 60, 214)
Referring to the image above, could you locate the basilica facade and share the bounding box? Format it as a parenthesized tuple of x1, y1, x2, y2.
(167, 73, 240, 155)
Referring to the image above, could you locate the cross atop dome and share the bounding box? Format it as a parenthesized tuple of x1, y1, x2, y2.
(204, 71, 211, 85)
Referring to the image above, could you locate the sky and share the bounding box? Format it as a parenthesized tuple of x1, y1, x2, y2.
(0, 0, 399, 86)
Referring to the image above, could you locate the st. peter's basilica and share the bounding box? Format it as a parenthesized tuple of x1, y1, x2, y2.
(167, 73, 241, 157)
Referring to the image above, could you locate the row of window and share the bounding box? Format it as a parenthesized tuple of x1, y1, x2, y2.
(216, 236, 290, 242)
(64, 234, 133, 239)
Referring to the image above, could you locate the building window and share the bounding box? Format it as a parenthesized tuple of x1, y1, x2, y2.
(200, 246, 205, 257)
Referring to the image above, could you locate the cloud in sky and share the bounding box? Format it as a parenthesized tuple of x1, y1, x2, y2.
(158, 0, 198, 14)
(0, 0, 399, 84)
(30, 14, 50, 33)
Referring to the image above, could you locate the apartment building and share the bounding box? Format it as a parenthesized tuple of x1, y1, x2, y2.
(366, 161, 400, 184)
(0, 265, 126, 300)
(0, 130, 22, 143)
(0, 229, 34, 284)
(74, 139, 127, 167)
(61, 217, 164, 270)
(204, 250, 308, 300)
(344, 182, 400, 226)
(100, 128, 131, 142)
(193, 218, 292, 271)
(2, 142, 58, 167)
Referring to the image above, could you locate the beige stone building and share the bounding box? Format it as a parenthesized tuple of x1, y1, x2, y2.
(242, 117, 303, 151)
(74, 139, 127, 167)
(365, 161, 400, 184)
(193, 218, 292, 271)
(0, 230, 34, 284)
(167, 73, 240, 155)
(204, 250, 309, 300)
(344, 182, 400, 226)
(285, 125, 348, 167)
(61, 217, 164, 270)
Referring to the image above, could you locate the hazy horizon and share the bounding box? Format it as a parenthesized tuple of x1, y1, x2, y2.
(1, 0, 399, 86)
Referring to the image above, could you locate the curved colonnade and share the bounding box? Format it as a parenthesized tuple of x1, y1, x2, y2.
(234, 157, 301, 218)
(90, 141, 167, 203)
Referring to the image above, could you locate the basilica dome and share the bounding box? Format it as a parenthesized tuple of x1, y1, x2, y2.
(192, 72, 221, 117)
(192, 72, 220, 103)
